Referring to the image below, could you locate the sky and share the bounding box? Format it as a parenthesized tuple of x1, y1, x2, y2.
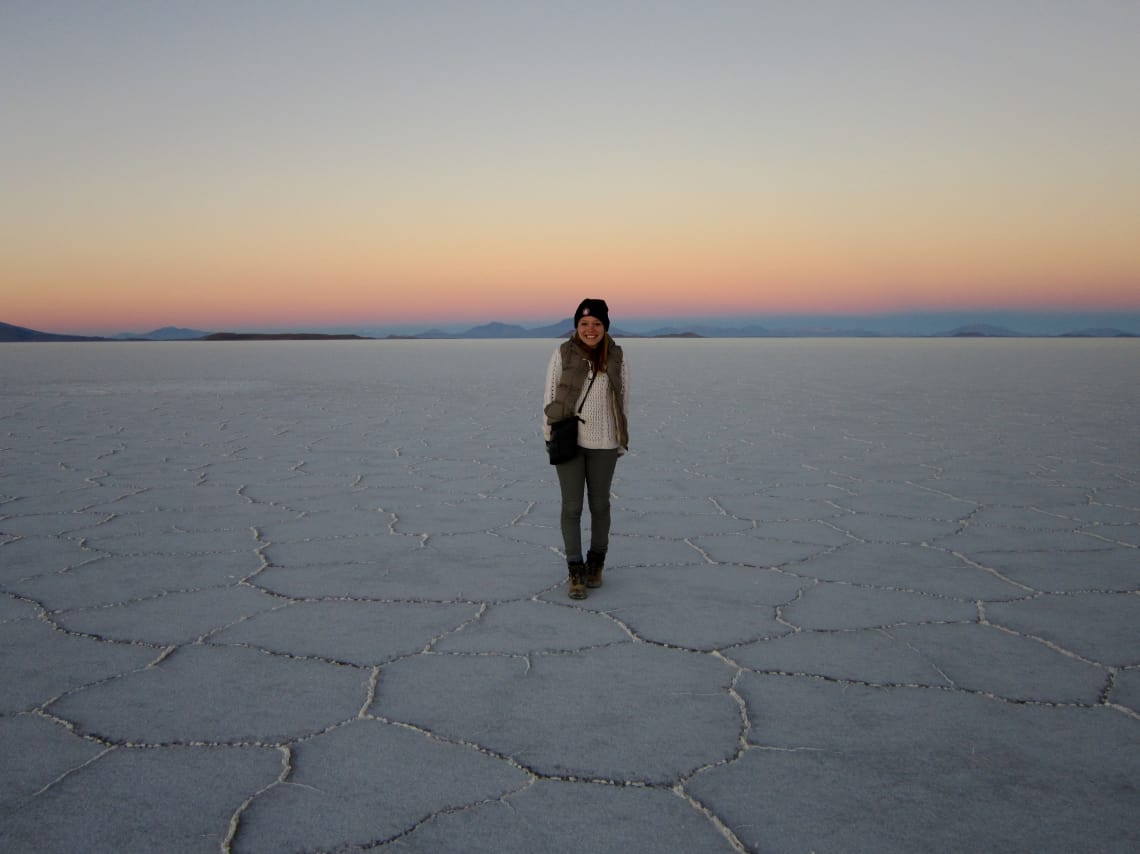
(3, 0, 1139, 335)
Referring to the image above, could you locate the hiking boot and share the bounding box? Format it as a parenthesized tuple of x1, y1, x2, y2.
(567, 561, 588, 600)
(586, 550, 605, 588)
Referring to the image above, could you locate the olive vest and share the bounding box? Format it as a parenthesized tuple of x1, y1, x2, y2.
(544, 334, 628, 449)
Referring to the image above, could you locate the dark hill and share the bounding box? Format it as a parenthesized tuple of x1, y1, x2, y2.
(1058, 328, 1138, 338)
(0, 321, 108, 342)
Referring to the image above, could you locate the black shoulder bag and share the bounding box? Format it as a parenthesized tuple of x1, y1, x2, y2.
(546, 370, 598, 465)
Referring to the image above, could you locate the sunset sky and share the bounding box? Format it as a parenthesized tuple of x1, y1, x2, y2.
(3, 0, 1139, 334)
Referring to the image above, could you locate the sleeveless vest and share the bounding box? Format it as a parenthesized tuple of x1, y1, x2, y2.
(544, 334, 628, 449)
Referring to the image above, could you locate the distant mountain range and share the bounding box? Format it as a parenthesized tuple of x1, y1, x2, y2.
(2, 318, 1137, 343)
(112, 326, 207, 341)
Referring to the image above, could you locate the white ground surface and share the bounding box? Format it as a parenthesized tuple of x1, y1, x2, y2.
(1, 339, 1138, 853)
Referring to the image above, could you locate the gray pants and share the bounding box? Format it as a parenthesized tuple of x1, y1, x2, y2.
(556, 447, 620, 562)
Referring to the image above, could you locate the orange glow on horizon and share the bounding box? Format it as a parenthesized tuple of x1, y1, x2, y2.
(10, 265, 1139, 336)
(6, 199, 1138, 334)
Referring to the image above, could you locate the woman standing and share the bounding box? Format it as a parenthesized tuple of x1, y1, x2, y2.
(543, 298, 630, 599)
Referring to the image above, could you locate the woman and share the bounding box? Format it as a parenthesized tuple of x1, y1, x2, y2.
(543, 298, 630, 599)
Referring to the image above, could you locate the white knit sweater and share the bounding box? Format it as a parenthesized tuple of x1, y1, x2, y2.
(543, 345, 630, 451)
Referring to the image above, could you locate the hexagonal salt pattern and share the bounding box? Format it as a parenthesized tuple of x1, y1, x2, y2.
(2, 339, 1137, 852)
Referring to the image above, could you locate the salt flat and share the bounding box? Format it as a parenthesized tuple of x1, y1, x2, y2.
(1, 339, 1138, 853)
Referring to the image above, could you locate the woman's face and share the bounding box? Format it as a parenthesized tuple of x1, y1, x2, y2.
(576, 315, 605, 348)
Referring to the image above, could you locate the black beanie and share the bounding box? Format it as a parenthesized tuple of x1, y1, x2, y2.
(574, 298, 610, 331)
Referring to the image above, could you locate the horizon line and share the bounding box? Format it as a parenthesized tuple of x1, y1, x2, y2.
(108, 307, 1140, 337)
(9, 308, 1140, 341)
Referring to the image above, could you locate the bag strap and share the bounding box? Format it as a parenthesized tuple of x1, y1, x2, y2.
(575, 369, 598, 419)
